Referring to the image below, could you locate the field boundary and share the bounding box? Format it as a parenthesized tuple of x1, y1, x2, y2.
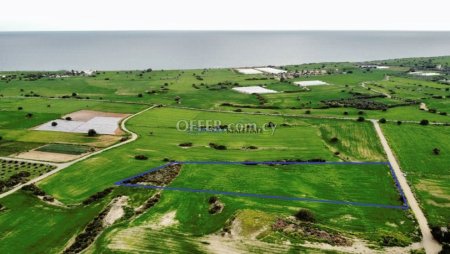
(115, 161, 409, 209)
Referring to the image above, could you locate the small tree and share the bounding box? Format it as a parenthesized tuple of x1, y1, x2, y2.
(134, 155, 148, 160)
(433, 148, 440, 155)
(51, 121, 58, 127)
(420, 119, 429, 126)
(87, 129, 97, 137)
(294, 208, 315, 222)
(379, 118, 387, 123)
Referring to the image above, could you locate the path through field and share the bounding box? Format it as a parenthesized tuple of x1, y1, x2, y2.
(371, 120, 441, 254)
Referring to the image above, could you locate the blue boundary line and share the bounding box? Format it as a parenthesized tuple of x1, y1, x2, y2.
(115, 161, 409, 210)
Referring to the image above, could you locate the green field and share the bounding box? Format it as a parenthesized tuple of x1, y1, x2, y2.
(1, 56, 449, 253)
(36, 143, 92, 155)
(382, 124, 450, 226)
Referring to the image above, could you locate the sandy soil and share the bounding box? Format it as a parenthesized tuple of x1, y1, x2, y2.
(14, 150, 85, 163)
(62, 110, 129, 122)
(149, 211, 179, 229)
(103, 196, 129, 227)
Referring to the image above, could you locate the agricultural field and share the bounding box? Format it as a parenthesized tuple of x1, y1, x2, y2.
(0, 56, 449, 253)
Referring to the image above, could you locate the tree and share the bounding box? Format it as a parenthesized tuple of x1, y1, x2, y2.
(87, 129, 97, 137)
(420, 119, 429, 126)
(71, 92, 77, 97)
(51, 121, 58, 127)
(379, 118, 387, 123)
(433, 148, 440, 155)
(135, 154, 148, 160)
(294, 209, 315, 222)
(357, 116, 365, 122)
(330, 137, 339, 143)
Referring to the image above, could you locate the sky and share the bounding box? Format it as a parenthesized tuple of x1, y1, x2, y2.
(1, 0, 450, 31)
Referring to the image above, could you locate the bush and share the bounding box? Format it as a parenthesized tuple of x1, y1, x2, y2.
(82, 187, 114, 205)
(330, 137, 339, 143)
(379, 118, 387, 123)
(305, 110, 311, 114)
(18, 106, 23, 110)
(87, 129, 97, 136)
(65, 116, 72, 121)
(208, 196, 218, 204)
(209, 143, 227, 150)
(397, 121, 402, 125)
(135, 155, 148, 160)
(51, 121, 58, 127)
(358, 111, 364, 115)
(179, 142, 193, 147)
(357, 116, 365, 122)
(294, 209, 315, 222)
(420, 119, 429, 125)
(433, 148, 441, 155)
(343, 111, 348, 115)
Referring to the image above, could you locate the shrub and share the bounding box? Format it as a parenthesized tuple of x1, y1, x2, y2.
(305, 110, 311, 114)
(343, 111, 349, 115)
(179, 142, 193, 147)
(208, 196, 218, 204)
(137, 93, 143, 98)
(433, 148, 441, 155)
(420, 119, 429, 125)
(18, 106, 23, 110)
(65, 116, 72, 121)
(135, 154, 148, 160)
(358, 111, 364, 115)
(379, 118, 387, 123)
(397, 121, 402, 125)
(82, 187, 114, 205)
(330, 137, 339, 143)
(87, 129, 97, 136)
(209, 143, 227, 150)
(294, 208, 315, 222)
(51, 121, 58, 127)
(357, 116, 365, 122)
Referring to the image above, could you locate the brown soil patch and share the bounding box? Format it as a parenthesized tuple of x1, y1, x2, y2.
(62, 110, 129, 122)
(15, 150, 85, 163)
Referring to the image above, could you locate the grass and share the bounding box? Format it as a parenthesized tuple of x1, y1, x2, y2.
(0, 191, 106, 254)
(0, 140, 43, 156)
(36, 143, 92, 155)
(0, 58, 448, 253)
(382, 123, 450, 226)
(166, 163, 401, 206)
(39, 107, 385, 203)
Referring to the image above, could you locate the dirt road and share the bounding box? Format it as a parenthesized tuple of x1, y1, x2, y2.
(371, 120, 441, 254)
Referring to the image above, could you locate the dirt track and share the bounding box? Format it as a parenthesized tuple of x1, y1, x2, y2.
(371, 120, 441, 254)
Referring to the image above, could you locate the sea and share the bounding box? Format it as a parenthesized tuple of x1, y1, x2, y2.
(1, 31, 450, 71)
